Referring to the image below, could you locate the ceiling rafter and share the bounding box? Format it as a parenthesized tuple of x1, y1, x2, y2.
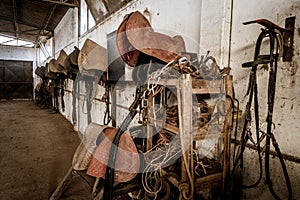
(0, 33, 36, 44)
(12, 0, 19, 38)
(32, 0, 79, 8)
(0, 15, 50, 31)
(0, 0, 74, 45)
(36, 4, 57, 43)
(0, 30, 16, 34)
(19, 28, 40, 33)
(0, 29, 49, 36)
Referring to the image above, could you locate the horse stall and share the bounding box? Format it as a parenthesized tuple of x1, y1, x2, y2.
(0, 0, 299, 200)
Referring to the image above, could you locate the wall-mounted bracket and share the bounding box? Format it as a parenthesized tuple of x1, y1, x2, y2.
(282, 16, 296, 62)
(243, 16, 296, 62)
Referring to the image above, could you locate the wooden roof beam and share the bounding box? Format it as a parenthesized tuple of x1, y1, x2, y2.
(34, 0, 79, 8)
(12, 0, 19, 38)
(36, 4, 56, 43)
(0, 15, 50, 31)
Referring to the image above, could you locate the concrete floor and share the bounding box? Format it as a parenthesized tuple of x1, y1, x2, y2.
(0, 100, 89, 199)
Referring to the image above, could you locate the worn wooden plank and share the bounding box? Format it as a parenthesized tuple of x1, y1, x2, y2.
(192, 79, 223, 94)
(49, 167, 73, 200)
(164, 123, 223, 141)
(196, 172, 222, 190)
(179, 74, 194, 200)
(193, 124, 223, 141)
(222, 75, 233, 195)
(147, 92, 154, 151)
(164, 123, 179, 134)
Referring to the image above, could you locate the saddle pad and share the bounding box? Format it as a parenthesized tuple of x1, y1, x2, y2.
(72, 123, 110, 170)
(86, 127, 140, 182)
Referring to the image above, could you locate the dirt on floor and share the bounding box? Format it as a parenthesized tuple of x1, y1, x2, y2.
(0, 100, 92, 200)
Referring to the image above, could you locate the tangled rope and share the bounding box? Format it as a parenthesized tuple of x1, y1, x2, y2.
(142, 137, 182, 198)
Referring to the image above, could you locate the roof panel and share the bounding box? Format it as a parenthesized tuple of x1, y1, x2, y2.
(17, 0, 54, 30)
(46, 6, 69, 30)
(0, 19, 16, 37)
(0, 0, 76, 45)
(0, 0, 14, 19)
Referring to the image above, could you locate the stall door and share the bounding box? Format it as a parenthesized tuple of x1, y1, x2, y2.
(0, 60, 33, 99)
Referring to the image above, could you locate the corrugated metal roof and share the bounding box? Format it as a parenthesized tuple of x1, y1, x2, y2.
(0, 0, 79, 46)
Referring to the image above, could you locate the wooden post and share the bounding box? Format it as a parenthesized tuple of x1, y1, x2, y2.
(179, 74, 194, 200)
(222, 75, 233, 197)
(146, 92, 153, 151)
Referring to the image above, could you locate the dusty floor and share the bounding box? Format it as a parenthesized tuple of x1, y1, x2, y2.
(0, 100, 92, 200)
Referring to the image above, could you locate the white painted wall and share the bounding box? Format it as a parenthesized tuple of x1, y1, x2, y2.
(51, 0, 300, 199)
(199, 0, 300, 199)
(53, 0, 202, 133)
(0, 45, 36, 61)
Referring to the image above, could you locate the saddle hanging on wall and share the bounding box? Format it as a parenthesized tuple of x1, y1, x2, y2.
(86, 126, 140, 183)
(64, 46, 80, 80)
(78, 38, 107, 78)
(72, 122, 140, 183)
(116, 11, 186, 67)
(45, 62, 58, 80)
(48, 58, 67, 80)
(57, 49, 68, 75)
(34, 66, 46, 79)
(77, 39, 109, 124)
(72, 123, 111, 170)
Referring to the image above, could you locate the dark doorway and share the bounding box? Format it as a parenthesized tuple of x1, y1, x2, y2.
(0, 60, 33, 99)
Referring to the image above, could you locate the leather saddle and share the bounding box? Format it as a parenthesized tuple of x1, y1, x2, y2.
(35, 66, 46, 79)
(72, 123, 139, 183)
(116, 11, 186, 84)
(48, 50, 68, 79)
(78, 38, 107, 76)
(116, 11, 186, 67)
(48, 58, 64, 74)
(45, 62, 58, 80)
(64, 46, 80, 80)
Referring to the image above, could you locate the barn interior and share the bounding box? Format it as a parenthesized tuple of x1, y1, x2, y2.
(0, 0, 299, 199)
